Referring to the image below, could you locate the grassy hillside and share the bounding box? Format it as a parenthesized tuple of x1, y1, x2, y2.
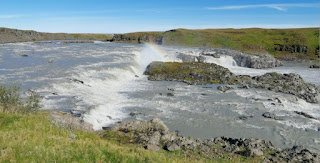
(0, 27, 113, 44)
(112, 28, 320, 60)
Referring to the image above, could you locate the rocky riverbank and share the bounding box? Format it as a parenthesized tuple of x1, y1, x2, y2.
(109, 118, 319, 162)
(144, 62, 319, 103)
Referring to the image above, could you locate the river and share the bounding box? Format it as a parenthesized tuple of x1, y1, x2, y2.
(0, 41, 319, 152)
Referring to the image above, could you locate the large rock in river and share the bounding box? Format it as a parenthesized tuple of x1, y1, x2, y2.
(249, 72, 319, 103)
(144, 62, 239, 85)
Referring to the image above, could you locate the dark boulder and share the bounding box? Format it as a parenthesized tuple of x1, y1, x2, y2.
(217, 85, 234, 92)
(262, 112, 282, 120)
(310, 64, 320, 68)
(294, 111, 316, 120)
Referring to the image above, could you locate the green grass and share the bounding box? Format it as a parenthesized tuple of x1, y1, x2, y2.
(114, 28, 320, 60)
(0, 111, 265, 162)
(70, 33, 113, 41)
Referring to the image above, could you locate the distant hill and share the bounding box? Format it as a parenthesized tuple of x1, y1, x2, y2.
(0, 27, 113, 44)
(111, 28, 320, 60)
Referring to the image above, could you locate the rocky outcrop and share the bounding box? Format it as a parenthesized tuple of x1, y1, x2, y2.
(269, 146, 319, 163)
(144, 62, 319, 103)
(201, 49, 283, 69)
(111, 118, 319, 161)
(274, 44, 309, 53)
(111, 34, 164, 45)
(144, 62, 239, 85)
(177, 53, 206, 63)
(248, 73, 319, 103)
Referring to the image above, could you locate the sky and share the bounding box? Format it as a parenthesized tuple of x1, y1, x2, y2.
(0, 0, 319, 33)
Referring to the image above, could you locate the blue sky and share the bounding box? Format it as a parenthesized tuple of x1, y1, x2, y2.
(0, 0, 319, 33)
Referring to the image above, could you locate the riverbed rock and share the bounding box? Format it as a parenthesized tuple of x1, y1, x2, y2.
(310, 64, 320, 68)
(200, 50, 220, 58)
(217, 85, 234, 92)
(166, 93, 174, 96)
(129, 112, 136, 116)
(262, 112, 281, 120)
(294, 111, 316, 120)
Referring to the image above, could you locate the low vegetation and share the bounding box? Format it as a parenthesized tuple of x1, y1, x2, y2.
(112, 28, 320, 60)
(0, 85, 40, 114)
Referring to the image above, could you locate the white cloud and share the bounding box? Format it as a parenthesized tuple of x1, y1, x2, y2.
(206, 3, 318, 11)
(0, 15, 21, 19)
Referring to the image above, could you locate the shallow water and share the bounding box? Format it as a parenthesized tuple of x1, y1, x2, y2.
(0, 41, 319, 152)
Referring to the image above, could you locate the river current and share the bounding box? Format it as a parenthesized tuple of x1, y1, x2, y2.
(0, 41, 319, 152)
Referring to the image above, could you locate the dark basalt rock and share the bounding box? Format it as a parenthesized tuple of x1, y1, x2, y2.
(68, 78, 84, 84)
(238, 115, 253, 120)
(268, 146, 319, 163)
(262, 112, 282, 120)
(217, 85, 234, 93)
(294, 111, 316, 120)
(129, 112, 136, 116)
(249, 72, 319, 103)
(111, 118, 319, 161)
(310, 64, 320, 68)
(144, 62, 319, 103)
(166, 93, 174, 97)
(144, 62, 239, 85)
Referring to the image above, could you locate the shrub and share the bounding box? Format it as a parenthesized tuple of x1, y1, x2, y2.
(0, 85, 40, 114)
